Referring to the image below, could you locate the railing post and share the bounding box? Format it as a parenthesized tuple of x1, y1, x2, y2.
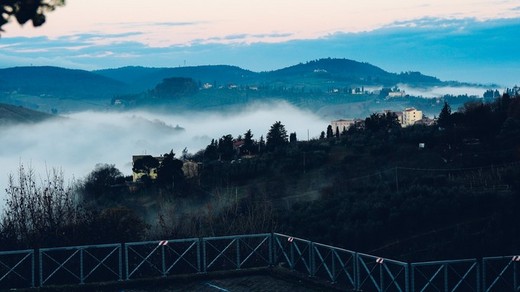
(119, 244, 123, 281)
(405, 263, 410, 292)
(444, 263, 449, 292)
(476, 258, 481, 292)
(79, 248, 84, 284)
(290, 238, 295, 271)
(236, 237, 241, 270)
(310, 241, 315, 277)
(514, 260, 518, 292)
(39, 249, 43, 287)
(31, 249, 36, 288)
(269, 233, 273, 267)
(201, 237, 207, 273)
(355, 252, 360, 291)
(380, 259, 384, 292)
(161, 244, 166, 277)
(124, 243, 129, 280)
(331, 249, 336, 283)
(197, 238, 201, 273)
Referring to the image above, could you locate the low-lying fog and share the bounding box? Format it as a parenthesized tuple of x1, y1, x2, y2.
(399, 85, 495, 98)
(0, 101, 328, 209)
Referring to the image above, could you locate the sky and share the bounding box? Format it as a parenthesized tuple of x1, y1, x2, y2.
(1, 0, 520, 85)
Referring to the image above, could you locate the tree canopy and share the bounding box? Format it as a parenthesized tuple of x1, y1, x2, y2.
(153, 77, 198, 98)
(266, 121, 288, 151)
(0, 0, 65, 33)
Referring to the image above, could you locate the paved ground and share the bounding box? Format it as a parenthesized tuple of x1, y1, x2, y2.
(23, 268, 344, 292)
(124, 274, 337, 292)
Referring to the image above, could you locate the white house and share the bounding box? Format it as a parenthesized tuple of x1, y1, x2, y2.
(331, 119, 356, 133)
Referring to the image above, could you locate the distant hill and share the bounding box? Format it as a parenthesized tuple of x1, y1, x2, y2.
(268, 58, 389, 78)
(95, 59, 442, 89)
(0, 66, 126, 99)
(265, 58, 441, 85)
(95, 65, 260, 92)
(0, 103, 55, 125)
(0, 59, 462, 116)
(1, 59, 446, 99)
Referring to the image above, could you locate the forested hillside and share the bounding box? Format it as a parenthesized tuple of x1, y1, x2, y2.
(0, 103, 56, 124)
(0, 66, 126, 99)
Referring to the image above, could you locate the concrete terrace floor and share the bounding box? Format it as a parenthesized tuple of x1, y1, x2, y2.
(125, 274, 336, 292)
(22, 268, 344, 292)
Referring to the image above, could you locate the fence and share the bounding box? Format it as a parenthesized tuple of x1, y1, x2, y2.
(1, 233, 519, 291)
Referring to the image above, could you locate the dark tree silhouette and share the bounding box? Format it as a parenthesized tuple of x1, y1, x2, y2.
(132, 155, 159, 173)
(365, 112, 400, 132)
(437, 101, 452, 129)
(243, 129, 254, 154)
(156, 150, 185, 191)
(0, 0, 65, 33)
(218, 134, 234, 160)
(266, 121, 288, 151)
(290, 132, 297, 143)
(326, 125, 333, 139)
(204, 139, 219, 161)
(83, 164, 125, 200)
(258, 135, 266, 153)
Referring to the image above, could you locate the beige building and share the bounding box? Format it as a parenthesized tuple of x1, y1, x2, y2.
(331, 119, 356, 133)
(387, 91, 406, 98)
(402, 108, 423, 127)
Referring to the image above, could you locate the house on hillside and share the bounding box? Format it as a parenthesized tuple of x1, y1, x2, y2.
(383, 108, 424, 127)
(132, 155, 163, 182)
(387, 91, 406, 98)
(331, 119, 356, 133)
(414, 117, 436, 126)
(132, 154, 200, 182)
(402, 107, 423, 127)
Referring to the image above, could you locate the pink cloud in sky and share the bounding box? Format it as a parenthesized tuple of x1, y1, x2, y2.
(2, 0, 520, 46)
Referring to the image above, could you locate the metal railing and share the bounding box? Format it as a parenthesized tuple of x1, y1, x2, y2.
(0, 233, 519, 291)
(39, 243, 122, 286)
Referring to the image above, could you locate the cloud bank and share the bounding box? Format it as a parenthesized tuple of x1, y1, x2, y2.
(0, 101, 328, 209)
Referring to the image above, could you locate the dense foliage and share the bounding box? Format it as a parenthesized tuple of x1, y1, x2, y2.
(0, 0, 65, 32)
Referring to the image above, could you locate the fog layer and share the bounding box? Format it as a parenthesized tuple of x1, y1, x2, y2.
(0, 101, 328, 209)
(399, 85, 496, 98)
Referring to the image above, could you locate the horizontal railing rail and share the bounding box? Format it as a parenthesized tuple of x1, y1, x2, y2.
(0, 233, 519, 291)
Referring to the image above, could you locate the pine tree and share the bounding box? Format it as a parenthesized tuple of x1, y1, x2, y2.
(438, 101, 452, 129)
(266, 121, 288, 151)
(326, 125, 333, 138)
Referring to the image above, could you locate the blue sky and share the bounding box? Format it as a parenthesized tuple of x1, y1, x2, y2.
(0, 0, 519, 85)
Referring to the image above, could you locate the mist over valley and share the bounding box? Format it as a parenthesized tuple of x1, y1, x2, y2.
(0, 101, 328, 206)
(0, 58, 510, 209)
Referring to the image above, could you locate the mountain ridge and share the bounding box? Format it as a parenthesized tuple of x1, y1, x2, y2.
(0, 58, 478, 117)
(93, 58, 444, 89)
